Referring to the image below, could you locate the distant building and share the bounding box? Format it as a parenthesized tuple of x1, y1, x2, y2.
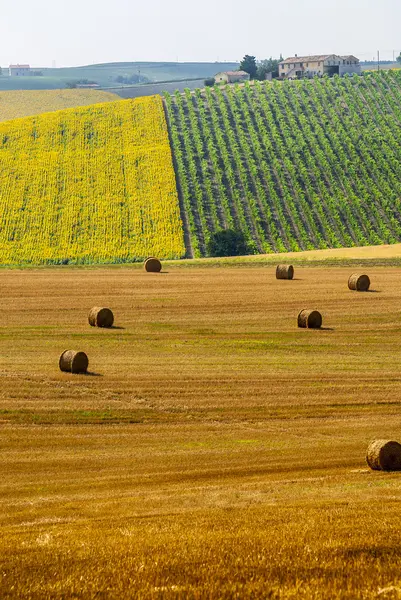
(9, 64, 30, 76)
(340, 56, 362, 75)
(214, 70, 250, 84)
(279, 55, 361, 79)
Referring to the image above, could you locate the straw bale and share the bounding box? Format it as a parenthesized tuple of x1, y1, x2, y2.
(276, 264, 294, 280)
(348, 273, 370, 291)
(366, 439, 401, 471)
(59, 350, 89, 374)
(144, 257, 162, 272)
(298, 309, 322, 329)
(88, 307, 114, 328)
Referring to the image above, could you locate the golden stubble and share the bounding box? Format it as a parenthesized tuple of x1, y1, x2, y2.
(1, 265, 401, 598)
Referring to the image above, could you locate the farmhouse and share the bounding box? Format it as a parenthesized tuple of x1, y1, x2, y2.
(214, 71, 250, 84)
(9, 64, 31, 76)
(279, 54, 361, 79)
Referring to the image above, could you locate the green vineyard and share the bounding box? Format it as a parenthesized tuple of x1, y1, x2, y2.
(164, 71, 401, 257)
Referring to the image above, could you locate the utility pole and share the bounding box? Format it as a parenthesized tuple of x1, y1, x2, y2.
(377, 50, 380, 71)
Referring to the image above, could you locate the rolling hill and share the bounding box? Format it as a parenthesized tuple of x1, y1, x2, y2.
(1, 70, 401, 265)
(0, 96, 184, 265)
(0, 89, 120, 122)
(0, 62, 239, 92)
(165, 70, 401, 257)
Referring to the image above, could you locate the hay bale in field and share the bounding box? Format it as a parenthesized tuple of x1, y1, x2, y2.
(348, 273, 370, 292)
(366, 439, 401, 471)
(144, 257, 162, 273)
(298, 309, 322, 329)
(88, 307, 114, 328)
(59, 350, 88, 374)
(276, 264, 294, 280)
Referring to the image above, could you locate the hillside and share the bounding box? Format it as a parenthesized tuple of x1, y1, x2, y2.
(0, 62, 238, 91)
(2, 71, 401, 266)
(0, 96, 184, 265)
(165, 70, 401, 257)
(0, 89, 120, 122)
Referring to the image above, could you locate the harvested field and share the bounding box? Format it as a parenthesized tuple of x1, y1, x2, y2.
(2, 264, 401, 598)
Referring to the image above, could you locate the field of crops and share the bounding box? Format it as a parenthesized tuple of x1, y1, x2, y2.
(165, 71, 401, 257)
(0, 89, 120, 122)
(0, 95, 185, 265)
(2, 261, 401, 598)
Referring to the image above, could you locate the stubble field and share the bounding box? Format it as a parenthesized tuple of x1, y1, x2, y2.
(1, 263, 401, 599)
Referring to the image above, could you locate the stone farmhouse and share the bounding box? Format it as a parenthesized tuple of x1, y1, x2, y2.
(9, 64, 31, 76)
(214, 71, 250, 84)
(279, 55, 361, 79)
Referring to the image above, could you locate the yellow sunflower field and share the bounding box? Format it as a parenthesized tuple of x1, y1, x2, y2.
(0, 95, 185, 264)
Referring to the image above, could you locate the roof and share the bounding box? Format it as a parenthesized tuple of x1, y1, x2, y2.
(9, 64, 30, 68)
(216, 70, 249, 76)
(340, 55, 360, 61)
(280, 55, 336, 64)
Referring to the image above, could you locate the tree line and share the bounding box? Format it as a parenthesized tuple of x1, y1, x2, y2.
(239, 55, 282, 80)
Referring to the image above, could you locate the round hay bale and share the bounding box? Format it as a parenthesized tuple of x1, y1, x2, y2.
(366, 439, 401, 471)
(348, 273, 370, 291)
(59, 350, 89, 374)
(298, 309, 322, 329)
(276, 264, 294, 280)
(144, 257, 162, 273)
(88, 307, 114, 328)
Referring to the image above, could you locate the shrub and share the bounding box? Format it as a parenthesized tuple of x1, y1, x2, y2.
(204, 78, 215, 87)
(206, 229, 249, 257)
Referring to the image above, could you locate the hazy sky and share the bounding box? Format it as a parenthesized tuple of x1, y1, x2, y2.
(1, 0, 399, 67)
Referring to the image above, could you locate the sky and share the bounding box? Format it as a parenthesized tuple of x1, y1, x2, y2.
(0, 0, 399, 67)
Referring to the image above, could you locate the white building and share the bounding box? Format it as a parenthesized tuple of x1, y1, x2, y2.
(9, 64, 31, 77)
(279, 55, 361, 79)
(214, 71, 250, 84)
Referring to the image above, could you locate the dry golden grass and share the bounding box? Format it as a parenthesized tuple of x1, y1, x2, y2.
(168, 242, 401, 268)
(0, 89, 120, 122)
(2, 264, 401, 598)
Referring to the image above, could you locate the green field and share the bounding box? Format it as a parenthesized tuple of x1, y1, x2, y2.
(0, 62, 238, 91)
(165, 71, 401, 257)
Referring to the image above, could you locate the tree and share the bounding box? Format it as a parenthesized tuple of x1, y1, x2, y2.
(239, 55, 257, 79)
(65, 78, 98, 88)
(397, 53, 401, 64)
(204, 77, 215, 87)
(206, 229, 249, 257)
(256, 57, 281, 80)
(115, 74, 148, 85)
